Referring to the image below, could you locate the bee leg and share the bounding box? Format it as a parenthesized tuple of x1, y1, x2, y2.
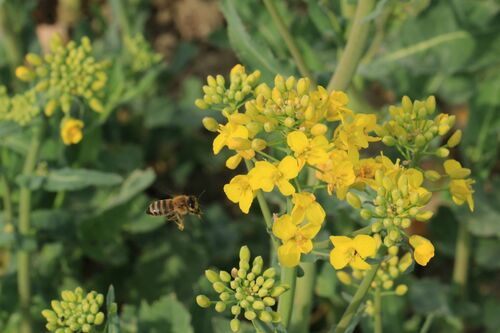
(174, 214, 185, 231)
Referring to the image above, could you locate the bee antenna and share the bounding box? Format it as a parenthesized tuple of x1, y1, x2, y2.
(198, 190, 206, 200)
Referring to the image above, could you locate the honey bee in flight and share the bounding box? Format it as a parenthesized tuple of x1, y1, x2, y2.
(146, 195, 202, 231)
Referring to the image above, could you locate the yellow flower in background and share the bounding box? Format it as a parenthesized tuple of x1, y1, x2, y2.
(249, 156, 300, 196)
(287, 131, 329, 168)
(316, 150, 356, 199)
(213, 121, 249, 154)
(444, 159, 471, 179)
(272, 214, 321, 267)
(354, 157, 380, 188)
(291, 192, 326, 225)
(333, 114, 379, 151)
(450, 179, 475, 211)
(409, 235, 435, 266)
(224, 175, 255, 214)
(60, 118, 84, 145)
(329, 235, 377, 270)
(326, 91, 353, 122)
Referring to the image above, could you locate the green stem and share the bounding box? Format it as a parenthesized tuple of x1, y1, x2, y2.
(262, 0, 314, 81)
(452, 221, 470, 298)
(278, 266, 297, 328)
(289, 262, 316, 333)
(374, 286, 382, 333)
(17, 124, 43, 333)
(0, 3, 22, 67)
(109, 0, 131, 36)
(419, 313, 435, 333)
(334, 261, 381, 333)
(1, 172, 13, 227)
(327, 0, 375, 92)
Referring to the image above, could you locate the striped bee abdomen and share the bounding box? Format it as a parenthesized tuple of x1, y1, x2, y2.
(146, 199, 171, 216)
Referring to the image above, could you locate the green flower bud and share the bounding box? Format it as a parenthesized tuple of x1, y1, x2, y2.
(219, 270, 232, 282)
(81, 324, 91, 332)
(346, 192, 362, 209)
(196, 295, 211, 308)
(257, 288, 268, 297)
(447, 130, 462, 148)
(424, 170, 441, 182)
(270, 286, 287, 297)
(212, 282, 226, 293)
(220, 292, 231, 301)
(205, 269, 220, 283)
(230, 318, 241, 332)
(231, 305, 241, 315)
(244, 310, 257, 321)
(416, 210, 433, 221)
(215, 301, 226, 313)
(262, 268, 276, 278)
(436, 147, 449, 158)
(195, 98, 208, 109)
(252, 300, 265, 310)
(371, 221, 382, 232)
(360, 209, 372, 220)
(239, 246, 251, 262)
(259, 311, 273, 323)
(263, 297, 275, 306)
(263, 278, 275, 289)
(402, 96, 412, 112)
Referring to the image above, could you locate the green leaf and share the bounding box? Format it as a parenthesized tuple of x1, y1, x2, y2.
(220, 0, 290, 82)
(0, 122, 22, 139)
(99, 168, 156, 213)
(42, 168, 123, 192)
(106, 285, 121, 333)
(137, 294, 193, 333)
(474, 238, 500, 270)
(409, 278, 450, 315)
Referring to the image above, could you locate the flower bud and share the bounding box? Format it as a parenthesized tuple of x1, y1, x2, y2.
(416, 211, 433, 221)
(311, 123, 327, 136)
(382, 136, 396, 146)
(205, 269, 220, 283)
(202, 117, 219, 132)
(447, 130, 462, 148)
(16, 66, 35, 81)
(425, 96, 436, 113)
(215, 301, 226, 313)
(244, 310, 257, 320)
(220, 292, 231, 301)
(360, 209, 372, 220)
(220, 271, 231, 282)
(252, 300, 265, 310)
(196, 295, 211, 308)
(371, 221, 382, 232)
(297, 78, 310, 95)
(402, 96, 412, 112)
(346, 192, 362, 209)
(436, 147, 449, 158)
(270, 286, 287, 297)
(285, 76, 296, 91)
(395, 284, 408, 295)
(94, 312, 104, 325)
(251, 139, 266, 151)
(213, 282, 226, 293)
(262, 268, 276, 278)
(424, 170, 441, 182)
(230, 318, 241, 332)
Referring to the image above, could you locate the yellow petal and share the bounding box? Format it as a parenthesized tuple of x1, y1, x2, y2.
(329, 247, 349, 270)
(444, 159, 471, 179)
(278, 242, 301, 267)
(353, 235, 377, 258)
(224, 182, 242, 203)
(299, 223, 321, 240)
(278, 156, 300, 179)
(298, 239, 313, 254)
(350, 254, 371, 270)
(213, 133, 226, 154)
(409, 235, 435, 266)
(306, 202, 326, 225)
(239, 188, 254, 214)
(272, 215, 297, 241)
(287, 131, 308, 153)
(277, 179, 295, 196)
(226, 154, 242, 170)
(329, 236, 353, 249)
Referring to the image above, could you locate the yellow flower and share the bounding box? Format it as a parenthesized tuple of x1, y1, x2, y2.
(326, 91, 353, 122)
(443, 159, 471, 179)
(450, 179, 474, 211)
(316, 150, 356, 199)
(223, 175, 255, 214)
(409, 235, 435, 266)
(290, 192, 326, 225)
(287, 131, 329, 168)
(272, 214, 321, 267)
(213, 121, 249, 154)
(60, 118, 84, 145)
(333, 114, 379, 151)
(329, 235, 377, 270)
(249, 156, 300, 196)
(354, 158, 381, 188)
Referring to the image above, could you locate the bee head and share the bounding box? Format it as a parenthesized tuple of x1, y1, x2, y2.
(187, 195, 201, 216)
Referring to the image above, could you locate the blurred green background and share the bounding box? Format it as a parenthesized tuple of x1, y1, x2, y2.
(0, 0, 499, 332)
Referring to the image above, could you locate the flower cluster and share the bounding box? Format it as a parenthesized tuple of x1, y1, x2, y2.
(196, 65, 474, 287)
(17, 35, 109, 115)
(376, 95, 457, 160)
(41, 287, 105, 332)
(0, 87, 39, 126)
(123, 34, 163, 73)
(196, 246, 288, 332)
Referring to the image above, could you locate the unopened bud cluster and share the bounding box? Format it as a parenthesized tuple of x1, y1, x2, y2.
(0, 87, 39, 125)
(41, 287, 105, 332)
(124, 34, 163, 73)
(16, 35, 108, 115)
(196, 64, 261, 113)
(356, 167, 432, 247)
(196, 246, 288, 332)
(377, 96, 460, 159)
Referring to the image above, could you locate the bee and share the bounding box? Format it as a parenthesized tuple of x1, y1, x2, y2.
(146, 195, 202, 231)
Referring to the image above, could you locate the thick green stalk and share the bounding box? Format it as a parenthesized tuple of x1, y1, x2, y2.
(278, 266, 297, 328)
(17, 125, 43, 333)
(452, 222, 470, 298)
(0, 3, 22, 67)
(334, 261, 381, 333)
(374, 285, 382, 333)
(327, 0, 375, 92)
(1, 173, 13, 226)
(262, 0, 314, 81)
(289, 262, 316, 333)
